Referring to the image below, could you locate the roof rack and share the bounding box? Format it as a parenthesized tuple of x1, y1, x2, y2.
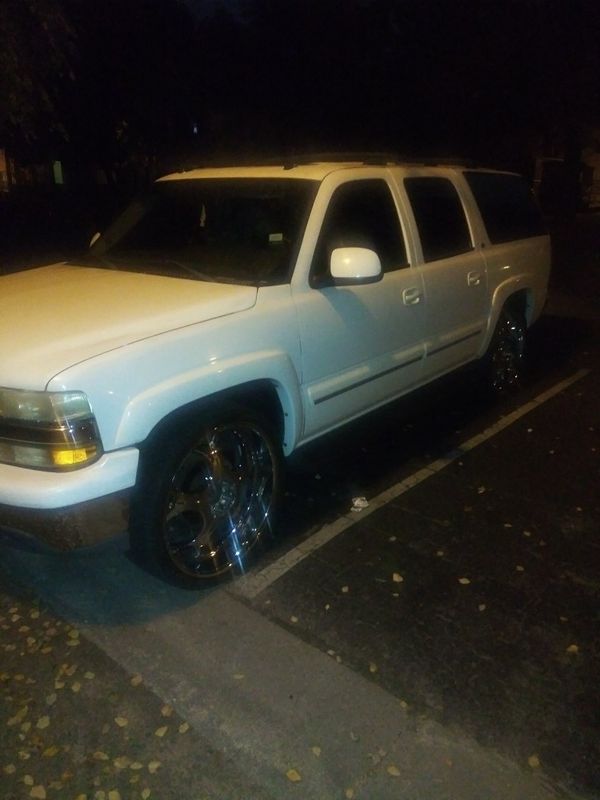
(172, 152, 481, 173)
(281, 152, 400, 169)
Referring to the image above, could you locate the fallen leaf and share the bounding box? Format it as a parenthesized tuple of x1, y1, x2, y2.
(178, 722, 189, 734)
(528, 755, 540, 768)
(71, 682, 81, 693)
(154, 726, 168, 738)
(24, 775, 35, 786)
(233, 673, 244, 681)
(387, 765, 401, 776)
(93, 751, 109, 761)
(436, 550, 445, 556)
(369, 662, 378, 673)
(3, 765, 17, 775)
(141, 791, 151, 800)
(8, 706, 28, 726)
(392, 573, 403, 583)
(42, 746, 60, 758)
(341, 585, 349, 593)
(36, 716, 50, 730)
(108, 791, 121, 800)
(566, 644, 580, 655)
(345, 789, 355, 799)
(458, 577, 471, 585)
(311, 746, 321, 757)
(286, 768, 301, 783)
(130, 674, 143, 687)
(477, 486, 486, 494)
(160, 704, 173, 717)
(516, 565, 525, 572)
(147, 761, 161, 774)
(114, 717, 128, 728)
(290, 616, 299, 623)
(45, 694, 57, 706)
(30, 788, 46, 799)
(129, 762, 143, 771)
(113, 756, 131, 769)
(84, 672, 95, 680)
(478, 604, 487, 612)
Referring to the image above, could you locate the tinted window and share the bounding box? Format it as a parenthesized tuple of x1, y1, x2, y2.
(464, 171, 547, 243)
(311, 180, 408, 285)
(404, 177, 473, 262)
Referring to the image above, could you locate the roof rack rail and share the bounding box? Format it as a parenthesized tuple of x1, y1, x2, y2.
(171, 152, 481, 173)
(281, 151, 400, 169)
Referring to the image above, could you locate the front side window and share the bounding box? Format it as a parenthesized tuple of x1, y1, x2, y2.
(84, 178, 318, 285)
(311, 179, 408, 286)
(404, 177, 473, 262)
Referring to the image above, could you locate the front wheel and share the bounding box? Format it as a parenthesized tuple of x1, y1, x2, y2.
(129, 406, 283, 586)
(482, 309, 527, 393)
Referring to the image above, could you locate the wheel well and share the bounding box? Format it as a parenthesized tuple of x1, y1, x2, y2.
(140, 381, 286, 453)
(504, 290, 531, 325)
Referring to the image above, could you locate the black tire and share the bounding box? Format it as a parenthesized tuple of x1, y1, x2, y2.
(129, 404, 283, 587)
(481, 308, 527, 393)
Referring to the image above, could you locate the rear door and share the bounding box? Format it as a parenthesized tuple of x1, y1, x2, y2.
(402, 174, 488, 379)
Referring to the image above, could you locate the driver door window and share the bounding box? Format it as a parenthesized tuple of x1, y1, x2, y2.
(311, 180, 408, 286)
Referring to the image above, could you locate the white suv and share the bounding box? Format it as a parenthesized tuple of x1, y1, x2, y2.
(0, 156, 550, 585)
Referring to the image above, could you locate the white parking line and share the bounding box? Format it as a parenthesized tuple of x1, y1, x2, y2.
(231, 368, 591, 600)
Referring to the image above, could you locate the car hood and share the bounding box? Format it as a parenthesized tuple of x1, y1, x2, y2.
(0, 264, 257, 390)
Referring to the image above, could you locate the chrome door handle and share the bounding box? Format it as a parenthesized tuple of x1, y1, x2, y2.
(467, 271, 482, 287)
(402, 287, 422, 305)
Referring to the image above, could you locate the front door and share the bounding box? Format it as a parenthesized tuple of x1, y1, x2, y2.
(293, 178, 426, 442)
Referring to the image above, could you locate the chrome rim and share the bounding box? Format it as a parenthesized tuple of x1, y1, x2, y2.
(163, 421, 276, 578)
(490, 315, 525, 392)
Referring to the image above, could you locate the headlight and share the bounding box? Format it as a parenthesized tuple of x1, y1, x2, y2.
(0, 388, 103, 470)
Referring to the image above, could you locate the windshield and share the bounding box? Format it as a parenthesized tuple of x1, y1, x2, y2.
(84, 178, 318, 285)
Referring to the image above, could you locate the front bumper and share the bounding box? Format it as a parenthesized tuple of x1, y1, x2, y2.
(0, 447, 139, 549)
(0, 490, 131, 549)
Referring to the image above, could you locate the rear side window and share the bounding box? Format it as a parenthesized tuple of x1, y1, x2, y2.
(404, 177, 473, 262)
(464, 171, 547, 243)
(311, 179, 408, 286)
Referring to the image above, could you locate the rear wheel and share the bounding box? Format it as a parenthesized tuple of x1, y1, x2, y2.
(483, 308, 527, 393)
(129, 406, 283, 586)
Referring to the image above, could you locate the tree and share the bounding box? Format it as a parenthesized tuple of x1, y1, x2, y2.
(0, 0, 76, 156)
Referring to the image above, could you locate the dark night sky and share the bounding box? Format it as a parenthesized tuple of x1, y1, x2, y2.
(2, 0, 599, 174)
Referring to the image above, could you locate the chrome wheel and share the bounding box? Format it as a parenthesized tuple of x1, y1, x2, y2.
(488, 311, 526, 392)
(162, 420, 278, 578)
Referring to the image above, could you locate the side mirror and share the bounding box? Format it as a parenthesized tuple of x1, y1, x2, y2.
(330, 247, 382, 285)
(89, 231, 101, 248)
